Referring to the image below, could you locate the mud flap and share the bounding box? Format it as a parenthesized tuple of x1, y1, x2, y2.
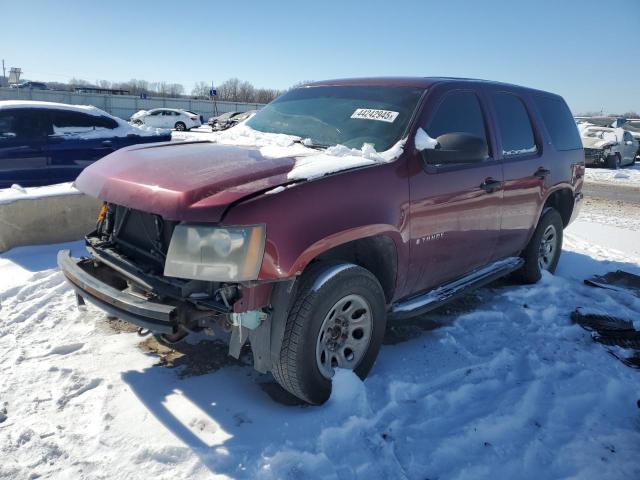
(571, 308, 640, 368)
(243, 280, 296, 374)
(584, 270, 640, 297)
(229, 325, 249, 359)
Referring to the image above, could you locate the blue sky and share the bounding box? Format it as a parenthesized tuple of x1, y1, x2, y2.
(3, 0, 639, 113)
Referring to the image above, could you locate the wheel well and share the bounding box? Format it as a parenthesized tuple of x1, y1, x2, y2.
(311, 235, 397, 303)
(543, 188, 573, 227)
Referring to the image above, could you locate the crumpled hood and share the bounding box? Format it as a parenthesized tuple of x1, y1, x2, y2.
(75, 141, 295, 222)
(581, 136, 616, 149)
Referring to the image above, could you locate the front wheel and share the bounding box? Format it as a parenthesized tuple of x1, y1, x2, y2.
(605, 152, 621, 169)
(272, 262, 387, 404)
(514, 208, 563, 284)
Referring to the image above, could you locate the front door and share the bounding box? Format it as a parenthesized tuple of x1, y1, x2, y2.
(0, 109, 50, 188)
(407, 89, 503, 294)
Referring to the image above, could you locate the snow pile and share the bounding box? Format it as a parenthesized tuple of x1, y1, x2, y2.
(173, 123, 406, 181)
(0, 182, 79, 205)
(585, 164, 640, 186)
(287, 139, 405, 181)
(1, 214, 640, 478)
(415, 127, 438, 150)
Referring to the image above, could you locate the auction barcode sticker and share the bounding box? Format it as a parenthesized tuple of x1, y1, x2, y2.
(351, 108, 399, 123)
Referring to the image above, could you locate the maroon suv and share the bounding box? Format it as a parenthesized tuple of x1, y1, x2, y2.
(58, 77, 584, 404)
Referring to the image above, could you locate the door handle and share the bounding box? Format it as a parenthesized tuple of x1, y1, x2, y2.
(480, 178, 502, 193)
(534, 167, 550, 179)
(101, 140, 113, 148)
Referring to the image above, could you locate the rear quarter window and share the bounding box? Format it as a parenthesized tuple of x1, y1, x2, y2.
(50, 110, 118, 135)
(534, 95, 582, 151)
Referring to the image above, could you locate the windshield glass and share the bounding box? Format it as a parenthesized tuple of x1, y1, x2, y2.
(246, 85, 425, 151)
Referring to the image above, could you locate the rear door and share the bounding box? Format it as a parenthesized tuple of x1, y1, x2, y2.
(46, 109, 117, 183)
(407, 88, 503, 293)
(486, 89, 547, 259)
(0, 109, 51, 188)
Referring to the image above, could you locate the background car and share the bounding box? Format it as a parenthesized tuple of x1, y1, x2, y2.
(207, 110, 256, 131)
(129, 108, 201, 131)
(10, 81, 49, 90)
(0, 100, 171, 188)
(579, 124, 637, 168)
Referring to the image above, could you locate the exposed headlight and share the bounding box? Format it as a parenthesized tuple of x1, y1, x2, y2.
(164, 224, 266, 282)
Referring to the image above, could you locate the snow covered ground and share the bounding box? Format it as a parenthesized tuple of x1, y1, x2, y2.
(585, 164, 640, 187)
(1, 207, 640, 479)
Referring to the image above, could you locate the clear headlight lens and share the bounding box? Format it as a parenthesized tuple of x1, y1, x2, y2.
(164, 224, 266, 282)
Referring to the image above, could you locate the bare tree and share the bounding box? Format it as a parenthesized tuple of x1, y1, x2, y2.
(191, 81, 210, 98)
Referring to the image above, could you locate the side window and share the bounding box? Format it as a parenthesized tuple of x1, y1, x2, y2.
(150, 110, 162, 116)
(0, 112, 18, 141)
(490, 93, 537, 157)
(50, 110, 117, 136)
(623, 131, 632, 142)
(534, 95, 582, 151)
(0, 110, 50, 140)
(427, 91, 488, 143)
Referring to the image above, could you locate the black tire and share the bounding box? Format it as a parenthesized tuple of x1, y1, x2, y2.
(271, 261, 387, 405)
(605, 153, 620, 169)
(514, 208, 564, 284)
(174, 121, 186, 131)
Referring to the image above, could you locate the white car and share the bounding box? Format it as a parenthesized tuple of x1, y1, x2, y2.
(579, 124, 637, 168)
(130, 108, 202, 131)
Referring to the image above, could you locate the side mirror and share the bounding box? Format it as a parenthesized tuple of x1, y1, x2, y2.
(625, 140, 633, 145)
(419, 133, 488, 165)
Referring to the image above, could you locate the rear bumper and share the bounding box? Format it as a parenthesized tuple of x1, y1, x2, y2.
(57, 250, 177, 334)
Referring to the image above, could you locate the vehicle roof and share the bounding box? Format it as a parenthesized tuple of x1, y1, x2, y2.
(0, 100, 111, 117)
(303, 77, 557, 96)
(148, 108, 188, 113)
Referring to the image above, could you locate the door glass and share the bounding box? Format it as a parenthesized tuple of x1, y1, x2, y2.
(490, 93, 537, 157)
(0, 110, 50, 141)
(49, 110, 117, 137)
(426, 91, 488, 145)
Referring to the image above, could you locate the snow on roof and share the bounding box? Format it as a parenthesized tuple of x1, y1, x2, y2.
(0, 100, 108, 117)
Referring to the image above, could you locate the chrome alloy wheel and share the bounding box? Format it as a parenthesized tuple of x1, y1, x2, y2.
(538, 224, 558, 271)
(315, 294, 373, 379)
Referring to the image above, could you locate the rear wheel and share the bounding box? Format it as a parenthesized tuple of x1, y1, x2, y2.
(514, 208, 563, 284)
(174, 121, 187, 131)
(271, 262, 387, 404)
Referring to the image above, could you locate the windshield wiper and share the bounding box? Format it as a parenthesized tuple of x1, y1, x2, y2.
(293, 138, 332, 150)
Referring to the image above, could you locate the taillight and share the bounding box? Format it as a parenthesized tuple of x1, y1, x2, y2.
(190, 116, 198, 121)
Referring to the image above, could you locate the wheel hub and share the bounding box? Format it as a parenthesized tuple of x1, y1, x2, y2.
(538, 224, 558, 271)
(315, 294, 373, 379)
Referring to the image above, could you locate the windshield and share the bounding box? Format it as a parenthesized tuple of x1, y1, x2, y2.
(247, 85, 425, 151)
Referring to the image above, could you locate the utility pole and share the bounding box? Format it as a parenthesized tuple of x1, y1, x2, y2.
(1, 59, 5, 84)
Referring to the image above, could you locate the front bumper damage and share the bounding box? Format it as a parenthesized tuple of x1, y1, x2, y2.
(57, 248, 276, 364)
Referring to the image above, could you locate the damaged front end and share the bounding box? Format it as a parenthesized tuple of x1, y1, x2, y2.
(58, 203, 281, 368)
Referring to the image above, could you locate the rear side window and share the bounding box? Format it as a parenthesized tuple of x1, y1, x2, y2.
(50, 110, 118, 135)
(534, 95, 582, 151)
(490, 93, 537, 156)
(427, 91, 487, 143)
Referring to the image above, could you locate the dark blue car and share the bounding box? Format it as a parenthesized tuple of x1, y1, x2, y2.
(0, 101, 171, 188)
